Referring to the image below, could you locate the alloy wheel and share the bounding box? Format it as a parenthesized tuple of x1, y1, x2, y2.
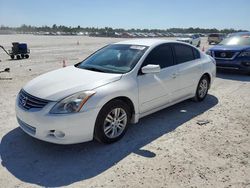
(198, 79, 208, 98)
(103, 108, 127, 139)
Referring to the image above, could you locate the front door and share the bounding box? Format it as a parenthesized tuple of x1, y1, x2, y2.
(137, 44, 179, 113)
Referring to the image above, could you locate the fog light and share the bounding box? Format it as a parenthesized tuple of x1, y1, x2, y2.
(54, 130, 65, 138)
(242, 62, 250, 66)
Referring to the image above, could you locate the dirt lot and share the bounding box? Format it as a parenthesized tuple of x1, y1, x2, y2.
(0, 35, 249, 188)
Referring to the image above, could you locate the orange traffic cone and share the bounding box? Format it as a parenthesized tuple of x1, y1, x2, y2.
(62, 59, 66, 67)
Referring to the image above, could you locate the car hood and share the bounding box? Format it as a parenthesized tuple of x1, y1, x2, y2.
(23, 66, 122, 101)
(210, 45, 250, 52)
(177, 38, 191, 41)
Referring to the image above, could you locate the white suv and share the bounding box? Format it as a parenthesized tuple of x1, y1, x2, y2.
(16, 39, 216, 144)
(177, 34, 201, 47)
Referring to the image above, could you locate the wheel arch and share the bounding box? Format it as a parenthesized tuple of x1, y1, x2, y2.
(95, 95, 137, 124)
(202, 72, 211, 88)
(104, 96, 136, 123)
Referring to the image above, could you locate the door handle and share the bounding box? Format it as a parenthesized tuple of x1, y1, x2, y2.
(172, 72, 179, 78)
(172, 73, 177, 78)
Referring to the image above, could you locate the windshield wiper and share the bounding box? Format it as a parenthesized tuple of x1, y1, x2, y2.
(82, 66, 105, 72)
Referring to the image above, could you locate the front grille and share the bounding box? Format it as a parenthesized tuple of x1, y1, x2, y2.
(214, 51, 236, 59)
(17, 117, 36, 135)
(18, 89, 50, 110)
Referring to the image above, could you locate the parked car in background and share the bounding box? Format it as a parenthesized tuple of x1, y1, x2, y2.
(16, 39, 215, 144)
(206, 32, 250, 74)
(208, 33, 225, 44)
(176, 34, 201, 47)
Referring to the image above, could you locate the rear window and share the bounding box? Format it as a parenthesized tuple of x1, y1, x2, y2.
(173, 44, 196, 64)
(209, 34, 219, 37)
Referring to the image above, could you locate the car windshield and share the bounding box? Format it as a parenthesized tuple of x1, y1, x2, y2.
(219, 36, 250, 46)
(76, 44, 148, 74)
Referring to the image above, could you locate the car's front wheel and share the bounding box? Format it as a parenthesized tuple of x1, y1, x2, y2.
(94, 99, 131, 144)
(193, 75, 209, 102)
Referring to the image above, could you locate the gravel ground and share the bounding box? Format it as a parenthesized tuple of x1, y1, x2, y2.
(0, 35, 249, 188)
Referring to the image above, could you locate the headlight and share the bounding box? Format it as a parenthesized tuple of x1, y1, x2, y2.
(50, 91, 96, 114)
(206, 50, 212, 56)
(239, 51, 250, 57)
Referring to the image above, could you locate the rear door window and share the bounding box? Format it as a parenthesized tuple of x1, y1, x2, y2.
(173, 44, 196, 64)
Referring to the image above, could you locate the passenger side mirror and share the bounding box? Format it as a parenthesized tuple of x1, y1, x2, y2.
(141, 64, 160, 74)
(4, 68, 10, 72)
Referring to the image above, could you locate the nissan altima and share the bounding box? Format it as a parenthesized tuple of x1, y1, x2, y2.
(16, 39, 216, 144)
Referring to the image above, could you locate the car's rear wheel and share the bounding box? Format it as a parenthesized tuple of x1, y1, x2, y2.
(193, 75, 209, 102)
(94, 99, 131, 144)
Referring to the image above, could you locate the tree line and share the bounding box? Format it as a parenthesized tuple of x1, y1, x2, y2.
(0, 24, 247, 34)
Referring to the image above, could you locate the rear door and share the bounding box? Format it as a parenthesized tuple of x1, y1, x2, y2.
(137, 44, 178, 113)
(171, 43, 202, 100)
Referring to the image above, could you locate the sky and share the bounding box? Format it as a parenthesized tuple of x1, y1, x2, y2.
(0, 0, 249, 30)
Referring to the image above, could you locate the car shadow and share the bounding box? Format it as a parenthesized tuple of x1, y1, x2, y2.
(7, 58, 27, 61)
(0, 95, 218, 187)
(216, 69, 250, 82)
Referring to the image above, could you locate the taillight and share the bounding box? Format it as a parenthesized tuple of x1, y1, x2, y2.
(208, 55, 216, 64)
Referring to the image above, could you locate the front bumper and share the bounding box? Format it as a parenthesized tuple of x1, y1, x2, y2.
(15, 95, 101, 144)
(215, 58, 250, 72)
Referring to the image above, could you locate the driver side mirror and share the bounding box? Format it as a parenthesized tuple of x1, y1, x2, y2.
(141, 64, 161, 74)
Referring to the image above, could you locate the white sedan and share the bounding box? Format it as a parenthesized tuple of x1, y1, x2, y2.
(176, 34, 201, 47)
(16, 39, 216, 144)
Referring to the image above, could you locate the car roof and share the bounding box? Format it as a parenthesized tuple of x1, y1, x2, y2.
(115, 39, 175, 47)
(208, 33, 222, 36)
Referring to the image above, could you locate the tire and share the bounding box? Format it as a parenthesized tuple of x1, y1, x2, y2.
(94, 99, 131, 144)
(25, 54, 29, 58)
(193, 75, 210, 102)
(10, 55, 14, 59)
(16, 55, 21, 59)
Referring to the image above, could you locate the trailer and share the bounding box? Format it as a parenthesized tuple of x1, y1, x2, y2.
(0, 42, 30, 60)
